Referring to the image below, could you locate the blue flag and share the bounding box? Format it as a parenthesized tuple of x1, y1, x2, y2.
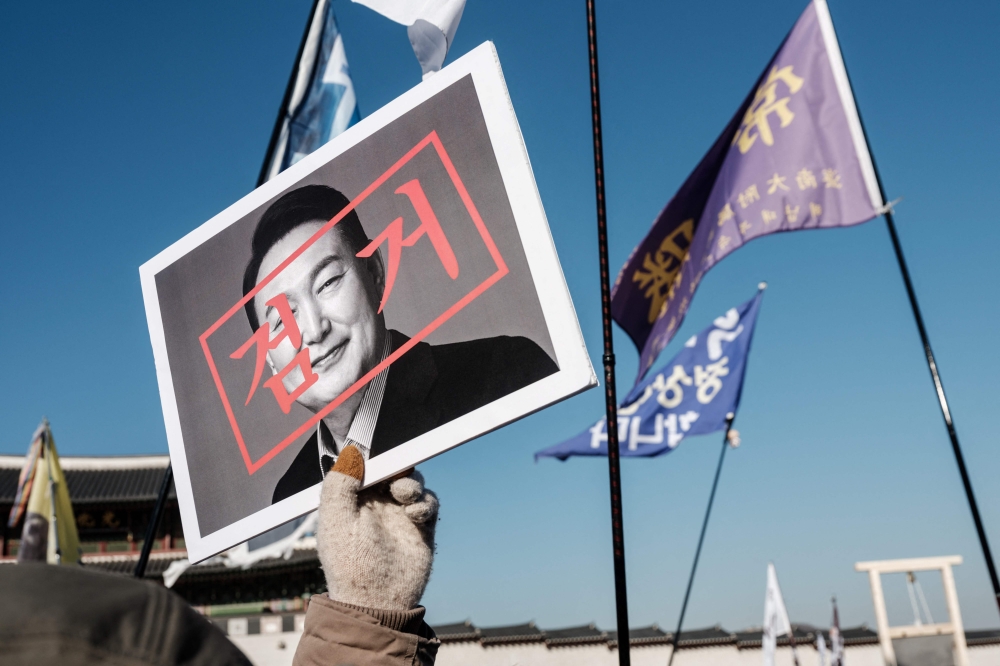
(263, 0, 361, 181)
(536, 287, 765, 461)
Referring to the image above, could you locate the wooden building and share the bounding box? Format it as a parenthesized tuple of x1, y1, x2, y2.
(0, 454, 326, 608)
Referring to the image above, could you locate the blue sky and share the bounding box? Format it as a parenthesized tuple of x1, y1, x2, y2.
(3, 0, 1000, 633)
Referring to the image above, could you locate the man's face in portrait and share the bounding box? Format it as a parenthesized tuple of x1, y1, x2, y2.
(252, 221, 386, 414)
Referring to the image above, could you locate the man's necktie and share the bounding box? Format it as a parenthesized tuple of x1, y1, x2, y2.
(321, 454, 335, 476)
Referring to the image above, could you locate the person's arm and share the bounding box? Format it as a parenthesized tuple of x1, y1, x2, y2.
(293, 447, 440, 666)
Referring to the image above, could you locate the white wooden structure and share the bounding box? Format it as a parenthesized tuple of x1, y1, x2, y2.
(855, 555, 969, 666)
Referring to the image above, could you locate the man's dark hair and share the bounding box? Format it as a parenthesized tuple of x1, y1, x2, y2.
(242, 185, 370, 331)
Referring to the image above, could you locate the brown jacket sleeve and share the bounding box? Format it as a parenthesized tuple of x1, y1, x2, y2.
(292, 595, 439, 666)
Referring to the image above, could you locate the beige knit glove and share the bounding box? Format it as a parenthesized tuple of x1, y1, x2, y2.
(316, 446, 438, 611)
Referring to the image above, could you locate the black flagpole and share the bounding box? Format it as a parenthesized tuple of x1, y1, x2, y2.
(666, 415, 735, 666)
(836, 27, 1000, 616)
(880, 203, 1000, 614)
(584, 2, 631, 663)
(257, 0, 323, 188)
(853, 129, 1000, 618)
(134, 464, 173, 578)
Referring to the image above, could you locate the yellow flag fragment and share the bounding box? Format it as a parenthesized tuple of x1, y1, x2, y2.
(16, 422, 80, 565)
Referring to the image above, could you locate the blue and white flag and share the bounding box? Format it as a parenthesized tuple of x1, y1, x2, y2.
(263, 0, 360, 182)
(536, 286, 765, 461)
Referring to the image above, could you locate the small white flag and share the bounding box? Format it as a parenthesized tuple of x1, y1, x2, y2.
(352, 0, 467, 78)
(763, 562, 793, 666)
(817, 630, 828, 666)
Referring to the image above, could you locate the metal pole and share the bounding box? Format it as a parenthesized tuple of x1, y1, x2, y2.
(667, 416, 734, 666)
(44, 432, 61, 564)
(839, 48, 1000, 616)
(787, 625, 801, 666)
(583, 1, 630, 663)
(257, 0, 323, 187)
(878, 205, 1000, 615)
(134, 464, 173, 579)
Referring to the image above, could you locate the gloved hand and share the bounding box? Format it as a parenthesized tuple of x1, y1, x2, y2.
(316, 446, 439, 611)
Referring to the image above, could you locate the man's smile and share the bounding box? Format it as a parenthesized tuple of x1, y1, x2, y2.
(310, 339, 348, 371)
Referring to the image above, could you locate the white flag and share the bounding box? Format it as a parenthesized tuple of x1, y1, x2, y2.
(352, 0, 467, 78)
(817, 630, 828, 666)
(763, 563, 793, 666)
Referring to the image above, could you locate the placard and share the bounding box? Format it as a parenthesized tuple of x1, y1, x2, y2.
(140, 42, 596, 562)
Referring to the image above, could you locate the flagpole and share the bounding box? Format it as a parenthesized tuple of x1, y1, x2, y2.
(583, 1, 631, 664)
(833, 24, 1000, 614)
(134, 464, 173, 578)
(44, 429, 62, 564)
(666, 415, 735, 666)
(880, 204, 1000, 614)
(787, 625, 801, 666)
(856, 147, 1000, 617)
(257, 0, 323, 187)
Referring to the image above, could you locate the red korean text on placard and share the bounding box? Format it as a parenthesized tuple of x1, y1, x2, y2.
(199, 132, 508, 475)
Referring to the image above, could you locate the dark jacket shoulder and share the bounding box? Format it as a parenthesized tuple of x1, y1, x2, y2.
(272, 427, 323, 505)
(426, 334, 558, 419)
(368, 331, 557, 457)
(0, 564, 251, 666)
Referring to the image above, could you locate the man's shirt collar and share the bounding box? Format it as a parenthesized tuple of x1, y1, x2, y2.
(317, 334, 392, 474)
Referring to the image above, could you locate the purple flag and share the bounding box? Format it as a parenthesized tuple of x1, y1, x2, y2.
(612, 0, 884, 379)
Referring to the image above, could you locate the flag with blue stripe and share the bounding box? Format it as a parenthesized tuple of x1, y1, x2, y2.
(265, 0, 360, 181)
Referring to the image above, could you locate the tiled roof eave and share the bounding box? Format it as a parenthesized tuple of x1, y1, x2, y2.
(545, 636, 608, 648)
(965, 629, 1000, 645)
(480, 636, 547, 646)
(607, 636, 675, 646)
(677, 637, 736, 649)
(436, 633, 480, 644)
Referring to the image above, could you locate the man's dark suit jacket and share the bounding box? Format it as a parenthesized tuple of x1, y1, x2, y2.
(272, 329, 558, 504)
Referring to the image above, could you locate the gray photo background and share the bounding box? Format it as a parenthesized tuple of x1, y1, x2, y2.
(155, 76, 554, 537)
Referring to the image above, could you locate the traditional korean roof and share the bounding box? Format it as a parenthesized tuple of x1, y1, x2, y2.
(734, 623, 878, 648)
(840, 625, 881, 645)
(543, 623, 608, 647)
(429, 620, 901, 651)
(966, 629, 1000, 646)
(433, 620, 480, 643)
(0, 468, 19, 502)
(73, 544, 323, 580)
(477, 621, 546, 645)
(0, 454, 172, 504)
(606, 624, 672, 647)
(78, 551, 188, 577)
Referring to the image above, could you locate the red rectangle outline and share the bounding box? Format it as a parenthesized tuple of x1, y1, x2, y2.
(198, 131, 509, 475)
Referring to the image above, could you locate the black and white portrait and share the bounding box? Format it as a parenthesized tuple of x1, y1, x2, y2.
(241, 184, 557, 505)
(141, 44, 595, 561)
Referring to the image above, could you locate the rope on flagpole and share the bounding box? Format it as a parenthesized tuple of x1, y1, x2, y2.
(583, 1, 631, 663)
(666, 414, 736, 666)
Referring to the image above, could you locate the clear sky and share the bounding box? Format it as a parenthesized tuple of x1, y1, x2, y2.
(3, 0, 1000, 634)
